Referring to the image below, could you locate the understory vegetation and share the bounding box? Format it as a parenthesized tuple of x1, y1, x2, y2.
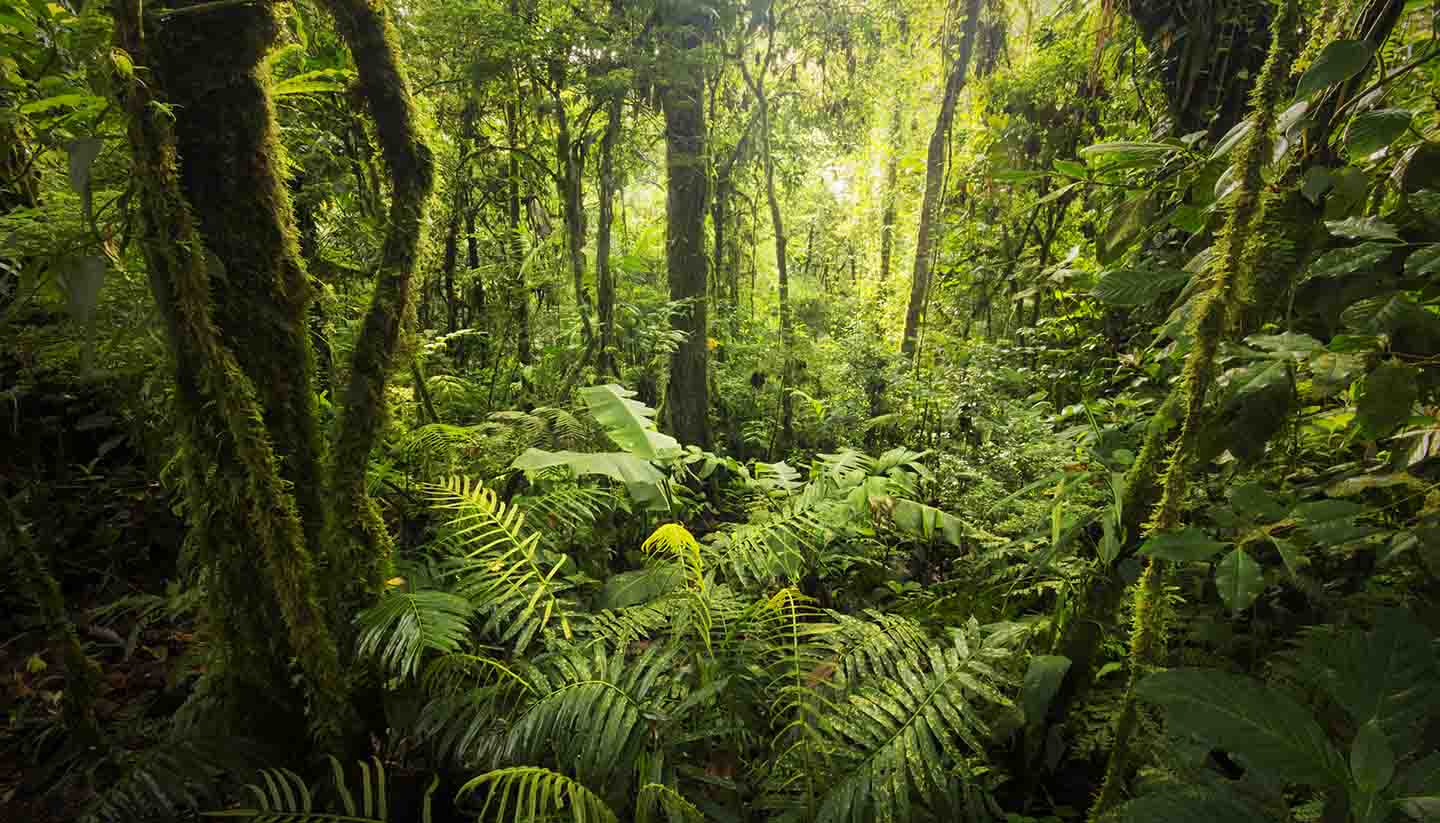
(3, 0, 1440, 821)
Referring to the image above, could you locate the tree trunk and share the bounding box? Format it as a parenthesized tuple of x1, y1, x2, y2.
(507, 95, 531, 367)
(659, 12, 711, 449)
(900, 0, 983, 358)
(878, 98, 902, 288)
(442, 196, 461, 333)
(323, 0, 436, 614)
(551, 61, 595, 347)
(114, 0, 354, 749)
(597, 93, 622, 379)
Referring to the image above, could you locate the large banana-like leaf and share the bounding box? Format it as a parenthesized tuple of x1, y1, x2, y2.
(511, 448, 669, 511)
(580, 384, 682, 460)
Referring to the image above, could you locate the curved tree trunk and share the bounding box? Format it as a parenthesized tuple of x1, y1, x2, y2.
(113, 0, 354, 749)
(878, 99, 903, 290)
(321, 0, 436, 611)
(900, 0, 983, 359)
(660, 11, 711, 449)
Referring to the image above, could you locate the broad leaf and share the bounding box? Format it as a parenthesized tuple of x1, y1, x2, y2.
(1138, 528, 1228, 563)
(511, 448, 669, 510)
(1022, 655, 1071, 727)
(1326, 217, 1401, 241)
(1117, 787, 1273, 823)
(1215, 548, 1263, 613)
(1296, 40, 1375, 98)
(1351, 719, 1395, 792)
(580, 385, 681, 460)
(1092, 267, 1189, 306)
(1304, 242, 1394, 281)
(1404, 245, 1440, 277)
(595, 565, 685, 610)
(1098, 192, 1155, 264)
(1357, 361, 1419, 438)
(1137, 668, 1345, 785)
(1345, 109, 1412, 159)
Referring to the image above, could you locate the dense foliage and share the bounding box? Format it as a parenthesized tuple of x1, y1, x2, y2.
(3, 0, 1440, 821)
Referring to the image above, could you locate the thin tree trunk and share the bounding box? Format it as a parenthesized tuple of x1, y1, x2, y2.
(741, 28, 791, 453)
(551, 61, 594, 346)
(597, 93, 622, 379)
(878, 98, 902, 288)
(507, 91, 530, 367)
(660, 9, 711, 449)
(442, 196, 460, 333)
(901, 0, 983, 358)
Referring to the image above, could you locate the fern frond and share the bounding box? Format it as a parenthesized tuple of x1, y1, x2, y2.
(425, 476, 575, 653)
(203, 757, 426, 823)
(456, 767, 617, 823)
(355, 590, 475, 680)
(422, 651, 532, 698)
(505, 644, 680, 788)
(533, 406, 590, 447)
(704, 506, 826, 586)
(637, 783, 706, 823)
(489, 410, 550, 450)
(84, 737, 257, 822)
(816, 620, 1012, 823)
(643, 523, 705, 592)
(824, 610, 933, 691)
(519, 483, 613, 551)
(399, 423, 485, 470)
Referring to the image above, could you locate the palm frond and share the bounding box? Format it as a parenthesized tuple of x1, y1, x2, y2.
(456, 767, 617, 823)
(399, 423, 486, 471)
(519, 483, 614, 551)
(824, 610, 933, 691)
(354, 590, 476, 680)
(425, 476, 575, 653)
(422, 651, 532, 698)
(533, 405, 590, 447)
(816, 620, 1012, 823)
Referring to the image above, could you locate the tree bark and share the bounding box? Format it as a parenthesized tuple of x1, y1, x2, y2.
(322, 0, 436, 611)
(878, 98, 903, 290)
(659, 11, 711, 449)
(507, 87, 531, 368)
(597, 93, 622, 379)
(551, 60, 595, 347)
(114, 0, 354, 749)
(900, 0, 983, 358)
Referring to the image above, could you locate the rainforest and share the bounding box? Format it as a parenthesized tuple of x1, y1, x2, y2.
(3, 0, 1440, 820)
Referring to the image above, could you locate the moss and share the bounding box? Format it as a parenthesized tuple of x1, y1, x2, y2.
(321, 0, 436, 616)
(113, 0, 355, 751)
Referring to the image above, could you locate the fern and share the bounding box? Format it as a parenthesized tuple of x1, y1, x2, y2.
(503, 643, 679, 788)
(704, 505, 827, 586)
(83, 737, 258, 822)
(518, 483, 613, 551)
(203, 757, 437, 823)
(637, 782, 707, 823)
(456, 767, 618, 823)
(354, 589, 476, 680)
(824, 610, 933, 691)
(816, 620, 1012, 823)
(425, 476, 575, 653)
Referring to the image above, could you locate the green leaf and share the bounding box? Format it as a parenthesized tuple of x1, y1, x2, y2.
(1138, 528, 1228, 563)
(1136, 668, 1345, 785)
(1309, 352, 1365, 397)
(1092, 267, 1189, 306)
(1080, 141, 1177, 162)
(1326, 217, 1402, 241)
(1227, 482, 1290, 522)
(1116, 787, 1274, 823)
(1296, 40, 1375, 99)
(1053, 159, 1086, 178)
(1097, 192, 1155, 264)
(1351, 719, 1395, 792)
(1357, 361, 1419, 438)
(1246, 332, 1323, 358)
(1304, 242, 1395, 281)
(595, 565, 685, 610)
(1273, 538, 1309, 579)
(1345, 109, 1412, 159)
(510, 449, 669, 511)
(1225, 360, 1289, 399)
(580, 384, 681, 460)
(1302, 166, 1335, 204)
(1022, 655, 1071, 727)
(1404, 245, 1440, 277)
(272, 70, 351, 97)
(1215, 548, 1264, 613)
(18, 92, 101, 114)
(889, 498, 970, 547)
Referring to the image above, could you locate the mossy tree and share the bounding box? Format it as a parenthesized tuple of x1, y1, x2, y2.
(112, 0, 432, 752)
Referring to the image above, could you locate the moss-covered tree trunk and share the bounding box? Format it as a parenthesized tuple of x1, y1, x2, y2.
(321, 0, 436, 612)
(113, 0, 354, 749)
(597, 93, 622, 379)
(660, 9, 712, 449)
